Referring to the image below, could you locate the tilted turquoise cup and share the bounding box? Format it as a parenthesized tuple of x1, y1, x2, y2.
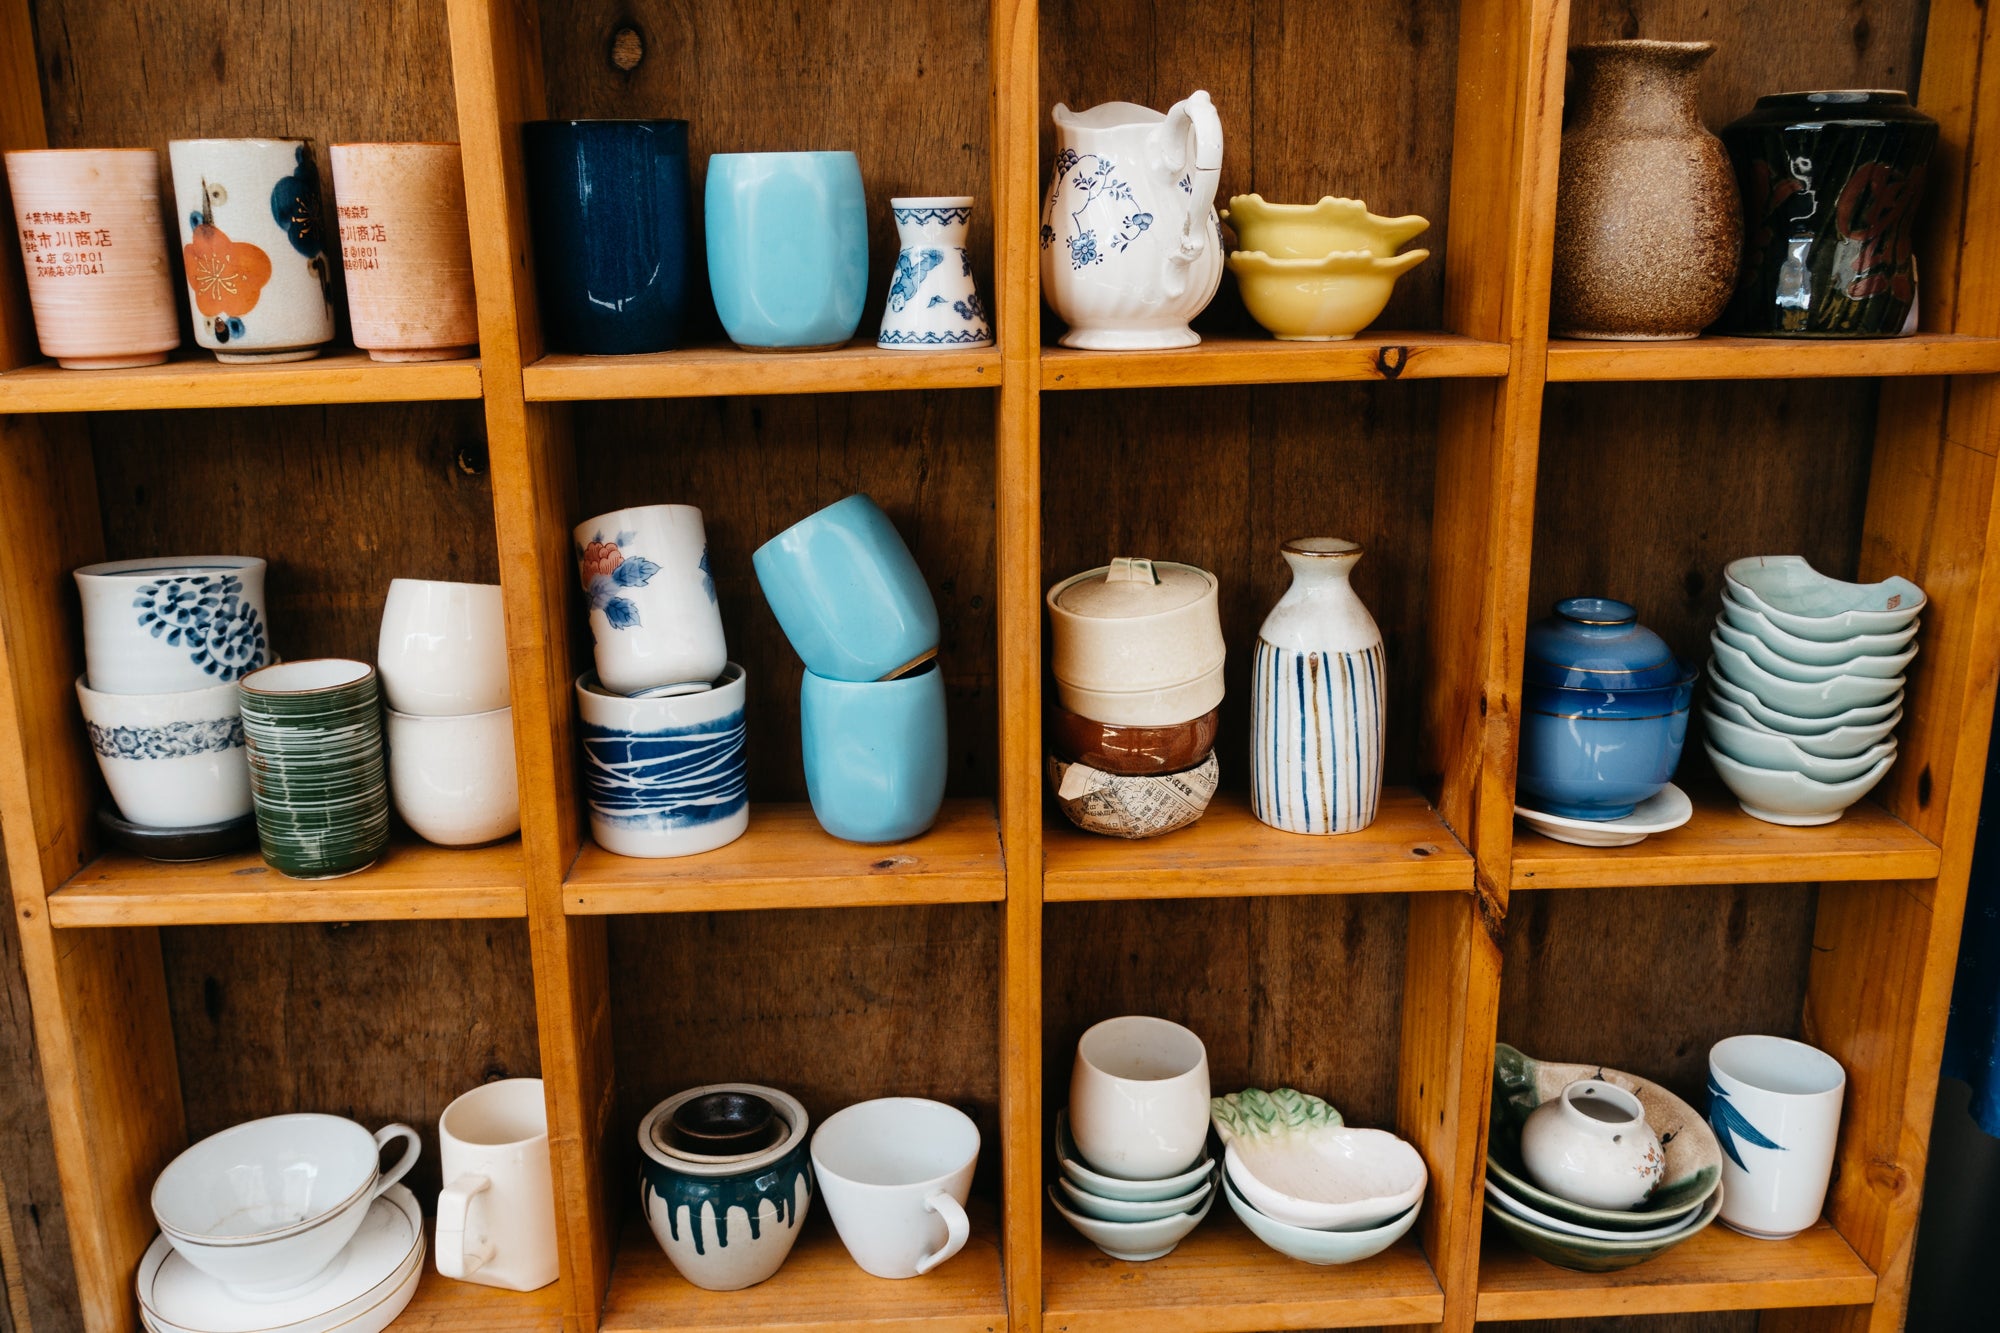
(704, 151, 868, 350)
(753, 493, 939, 682)
(800, 661, 947, 843)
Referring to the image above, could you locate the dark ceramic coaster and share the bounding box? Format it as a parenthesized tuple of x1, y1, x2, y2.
(666, 1090, 780, 1156)
(96, 807, 258, 863)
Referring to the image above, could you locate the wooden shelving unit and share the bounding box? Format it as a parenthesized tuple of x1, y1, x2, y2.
(0, 1, 1996, 1332)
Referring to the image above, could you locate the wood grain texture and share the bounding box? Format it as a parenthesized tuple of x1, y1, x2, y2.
(565, 800, 1004, 914)
(1042, 790, 1469, 900)
(0, 860, 77, 1333)
(1547, 334, 2000, 382)
(160, 918, 541, 1208)
(1039, 336, 1508, 390)
(526, 348, 1000, 401)
(0, 353, 480, 413)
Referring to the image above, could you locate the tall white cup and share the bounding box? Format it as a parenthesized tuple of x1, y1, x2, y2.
(1709, 1035, 1846, 1239)
(811, 1098, 978, 1279)
(377, 579, 509, 715)
(572, 505, 728, 697)
(1069, 1015, 1211, 1180)
(436, 1078, 559, 1291)
(386, 706, 521, 846)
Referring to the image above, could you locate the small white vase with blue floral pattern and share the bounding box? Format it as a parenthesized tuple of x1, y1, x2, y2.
(878, 196, 993, 350)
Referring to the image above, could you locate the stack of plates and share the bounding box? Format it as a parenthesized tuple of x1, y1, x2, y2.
(1702, 557, 1923, 825)
(138, 1185, 423, 1333)
(1048, 1112, 1217, 1261)
(1484, 1045, 1722, 1272)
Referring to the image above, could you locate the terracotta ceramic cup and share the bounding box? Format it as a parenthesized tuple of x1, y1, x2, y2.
(4, 149, 180, 369)
(328, 143, 478, 361)
(1048, 703, 1219, 775)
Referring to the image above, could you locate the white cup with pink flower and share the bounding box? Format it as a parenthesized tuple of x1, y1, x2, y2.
(573, 505, 729, 697)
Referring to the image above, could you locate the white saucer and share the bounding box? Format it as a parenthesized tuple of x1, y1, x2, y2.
(140, 1185, 423, 1333)
(1515, 783, 1692, 847)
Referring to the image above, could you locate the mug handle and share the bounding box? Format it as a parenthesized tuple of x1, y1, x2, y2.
(436, 1172, 496, 1279)
(370, 1123, 422, 1198)
(913, 1191, 970, 1276)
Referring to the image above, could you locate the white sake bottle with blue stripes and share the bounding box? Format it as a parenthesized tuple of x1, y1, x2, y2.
(1251, 538, 1385, 835)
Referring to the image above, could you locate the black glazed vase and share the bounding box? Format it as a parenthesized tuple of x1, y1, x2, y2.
(1719, 90, 1938, 337)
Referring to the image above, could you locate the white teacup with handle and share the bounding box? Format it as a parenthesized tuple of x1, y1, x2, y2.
(436, 1077, 559, 1291)
(811, 1098, 979, 1279)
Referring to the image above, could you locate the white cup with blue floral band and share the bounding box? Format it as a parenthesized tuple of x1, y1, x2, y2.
(75, 675, 250, 829)
(1708, 1035, 1846, 1239)
(573, 505, 727, 697)
(75, 556, 271, 696)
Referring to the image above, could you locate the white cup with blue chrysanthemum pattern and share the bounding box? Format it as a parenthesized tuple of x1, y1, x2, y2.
(75, 556, 271, 695)
(572, 505, 727, 697)
(75, 675, 251, 828)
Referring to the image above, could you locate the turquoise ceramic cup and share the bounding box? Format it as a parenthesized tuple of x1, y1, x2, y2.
(704, 151, 868, 349)
(753, 493, 939, 682)
(800, 661, 947, 843)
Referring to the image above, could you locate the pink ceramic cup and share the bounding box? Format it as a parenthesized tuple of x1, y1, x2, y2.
(328, 143, 478, 361)
(4, 149, 180, 369)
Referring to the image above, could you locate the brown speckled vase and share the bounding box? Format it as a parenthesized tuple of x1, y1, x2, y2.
(1552, 41, 1742, 340)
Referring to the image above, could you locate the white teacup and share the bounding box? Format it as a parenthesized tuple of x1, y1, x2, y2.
(377, 578, 510, 715)
(437, 1078, 558, 1292)
(1710, 1035, 1846, 1239)
(75, 556, 270, 695)
(1069, 1016, 1211, 1180)
(75, 675, 251, 828)
(151, 1113, 419, 1298)
(573, 505, 728, 697)
(386, 706, 521, 846)
(811, 1098, 978, 1280)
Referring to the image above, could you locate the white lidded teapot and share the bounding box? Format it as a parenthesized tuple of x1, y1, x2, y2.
(1040, 93, 1224, 349)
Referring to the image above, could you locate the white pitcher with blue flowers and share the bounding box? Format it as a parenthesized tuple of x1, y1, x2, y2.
(1040, 93, 1224, 349)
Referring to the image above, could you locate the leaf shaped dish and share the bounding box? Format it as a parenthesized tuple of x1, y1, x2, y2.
(1211, 1087, 1425, 1231)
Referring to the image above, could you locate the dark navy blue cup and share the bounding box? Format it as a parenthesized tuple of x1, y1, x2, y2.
(523, 120, 692, 354)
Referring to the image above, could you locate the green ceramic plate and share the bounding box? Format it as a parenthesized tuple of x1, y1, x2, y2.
(1486, 1043, 1721, 1232)
(1483, 1179, 1722, 1272)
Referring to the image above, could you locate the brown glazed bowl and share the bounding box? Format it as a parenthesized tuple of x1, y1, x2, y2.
(1048, 703, 1220, 775)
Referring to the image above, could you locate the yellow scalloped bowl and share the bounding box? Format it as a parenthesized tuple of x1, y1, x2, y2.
(1228, 249, 1431, 341)
(1220, 194, 1430, 259)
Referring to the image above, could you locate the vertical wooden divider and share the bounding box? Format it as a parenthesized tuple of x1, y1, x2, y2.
(446, 3, 614, 1329)
(0, 6, 184, 1329)
(1406, 1, 1567, 1328)
(991, 0, 1043, 1328)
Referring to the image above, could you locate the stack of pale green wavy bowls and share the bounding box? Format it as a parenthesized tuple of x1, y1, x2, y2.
(237, 660, 390, 878)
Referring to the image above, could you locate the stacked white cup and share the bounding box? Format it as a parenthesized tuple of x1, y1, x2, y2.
(377, 579, 521, 846)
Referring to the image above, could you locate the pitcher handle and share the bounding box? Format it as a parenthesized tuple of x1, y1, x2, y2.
(1158, 91, 1224, 276)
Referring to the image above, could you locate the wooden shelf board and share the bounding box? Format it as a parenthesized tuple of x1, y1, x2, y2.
(1043, 789, 1471, 902)
(1043, 1202, 1444, 1331)
(564, 799, 1005, 914)
(1545, 332, 2000, 382)
(1474, 1218, 1876, 1321)
(1039, 333, 1509, 390)
(46, 836, 527, 927)
(1510, 787, 1939, 890)
(523, 344, 1001, 400)
(600, 1205, 1005, 1333)
(393, 1223, 565, 1330)
(0, 349, 481, 412)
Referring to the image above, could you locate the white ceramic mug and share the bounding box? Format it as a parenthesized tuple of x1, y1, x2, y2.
(1709, 1034, 1846, 1239)
(437, 1078, 558, 1292)
(377, 579, 510, 715)
(75, 675, 251, 829)
(573, 504, 728, 697)
(1069, 1015, 1211, 1180)
(75, 556, 270, 695)
(811, 1098, 978, 1279)
(386, 706, 521, 846)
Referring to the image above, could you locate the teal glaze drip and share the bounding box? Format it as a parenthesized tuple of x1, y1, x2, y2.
(641, 1144, 811, 1256)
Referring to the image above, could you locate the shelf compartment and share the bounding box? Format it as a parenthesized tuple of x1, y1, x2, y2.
(1044, 1203, 1443, 1331)
(522, 345, 1001, 400)
(599, 1206, 1004, 1333)
(1043, 790, 1470, 902)
(398, 1223, 565, 1330)
(0, 350, 481, 413)
(45, 837, 528, 927)
(1474, 1218, 1876, 1321)
(1545, 333, 2000, 382)
(1510, 788, 1939, 891)
(564, 799, 1005, 914)
(1039, 333, 1509, 391)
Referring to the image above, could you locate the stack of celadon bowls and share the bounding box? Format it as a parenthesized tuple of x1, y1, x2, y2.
(1048, 1017, 1218, 1260)
(1702, 556, 1924, 825)
(237, 660, 392, 878)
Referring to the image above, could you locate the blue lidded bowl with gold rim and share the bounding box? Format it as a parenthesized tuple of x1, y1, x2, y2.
(1518, 598, 1695, 820)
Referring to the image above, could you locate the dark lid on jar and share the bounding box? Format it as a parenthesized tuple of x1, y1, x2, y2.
(1523, 597, 1689, 690)
(1731, 90, 1937, 129)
